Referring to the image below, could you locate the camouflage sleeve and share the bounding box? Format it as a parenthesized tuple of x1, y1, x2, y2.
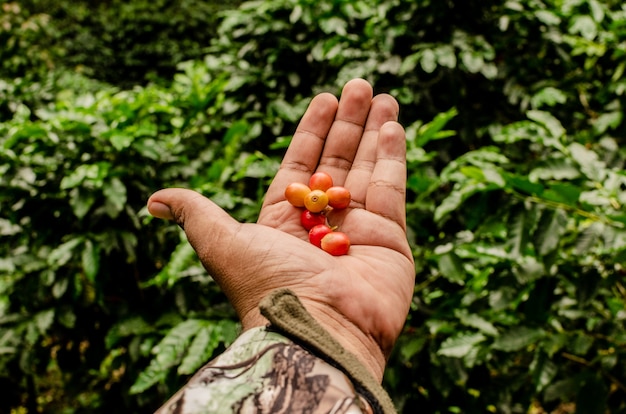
(155, 289, 397, 414)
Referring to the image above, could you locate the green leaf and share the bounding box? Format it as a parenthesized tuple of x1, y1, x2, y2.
(530, 351, 558, 392)
(105, 316, 153, 349)
(541, 182, 582, 206)
(530, 86, 567, 108)
(544, 377, 580, 402)
(129, 360, 168, 395)
(459, 166, 485, 181)
(81, 239, 100, 283)
(109, 133, 133, 151)
(574, 222, 602, 255)
(592, 111, 622, 135)
(541, 332, 569, 358)
(48, 237, 84, 268)
(399, 52, 421, 75)
(569, 15, 597, 41)
(133, 138, 161, 160)
(513, 256, 545, 284)
(605, 297, 624, 318)
(492, 326, 545, 352)
(461, 50, 484, 73)
(0, 218, 22, 236)
(35, 309, 55, 335)
(270, 135, 292, 150)
(130, 319, 204, 394)
(420, 49, 437, 73)
(490, 120, 543, 144)
(588, 0, 605, 22)
(534, 10, 561, 26)
(218, 319, 239, 346)
(567, 333, 594, 355)
(481, 63, 498, 79)
(438, 332, 487, 358)
(52, 277, 69, 299)
(529, 158, 580, 182)
(60, 164, 100, 189)
(103, 177, 127, 218)
(435, 44, 456, 68)
(69, 188, 97, 219)
(435, 181, 500, 223)
(57, 308, 76, 329)
(289, 4, 303, 23)
(440, 147, 509, 180)
(505, 173, 545, 196)
(507, 204, 530, 259)
(568, 142, 606, 182)
(178, 324, 219, 375)
(455, 310, 498, 336)
(437, 250, 466, 285)
(319, 16, 347, 35)
(527, 110, 566, 138)
(399, 335, 428, 362)
(413, 107, 457, 148)
(145, 237, 200, 288)
(269, 99, 302, 122)
(533, 209, 567, 256)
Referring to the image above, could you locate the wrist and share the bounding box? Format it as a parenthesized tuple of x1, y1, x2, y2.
(241, 299, 386, 382)
(301, 301, 387, 382)
(254, 289, 397, 413)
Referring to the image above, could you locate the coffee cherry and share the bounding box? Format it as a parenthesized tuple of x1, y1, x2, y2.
(285, 182, 311, 207)
(321, 231, 350, 256)
(303, 189, 329, 213)
(309, 172, 333, 192)
(285, 178, 351, 254)
(309, 224, 333, 248)
(326, 186, 351, 209)
(300, 210, 326, 230)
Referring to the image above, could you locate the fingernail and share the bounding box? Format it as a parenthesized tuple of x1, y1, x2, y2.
(148, 201, 174, 220)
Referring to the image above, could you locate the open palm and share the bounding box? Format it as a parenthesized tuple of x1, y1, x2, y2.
(147, 79, 415, 380)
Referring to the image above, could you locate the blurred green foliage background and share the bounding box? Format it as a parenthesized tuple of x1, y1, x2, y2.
(1, 0, 625, 412)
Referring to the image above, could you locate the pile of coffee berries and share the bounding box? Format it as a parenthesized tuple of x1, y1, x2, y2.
(284, 172, 351, 256)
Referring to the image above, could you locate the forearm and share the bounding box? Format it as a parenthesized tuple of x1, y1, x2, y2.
(157, 289, 396, 414)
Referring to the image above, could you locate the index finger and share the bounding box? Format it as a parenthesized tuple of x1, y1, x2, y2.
(262, 92, 338, 208)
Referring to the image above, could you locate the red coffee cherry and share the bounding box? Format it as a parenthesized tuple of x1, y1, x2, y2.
(309, 172, 333, 192)
(326, 186, 351, 210)
(300, 210, 326, 230)
(321, 231, 350, 256)
(309, 224, 333, 248)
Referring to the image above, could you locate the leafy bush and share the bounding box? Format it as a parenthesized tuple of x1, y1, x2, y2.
(389, 108, 626, 413)
(13, 0, 242, 87)
(0, 65, 265, 411)
(0, 2, 62, 120)
(1, 0, 626, 413)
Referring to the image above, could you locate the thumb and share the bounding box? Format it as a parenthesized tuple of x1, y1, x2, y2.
(147, 188, 241, 276)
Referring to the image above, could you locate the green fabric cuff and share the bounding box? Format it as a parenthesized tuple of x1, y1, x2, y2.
(259, 288, 398, 414)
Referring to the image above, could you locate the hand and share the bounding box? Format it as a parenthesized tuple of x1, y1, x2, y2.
(147, 79, 415, 381)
